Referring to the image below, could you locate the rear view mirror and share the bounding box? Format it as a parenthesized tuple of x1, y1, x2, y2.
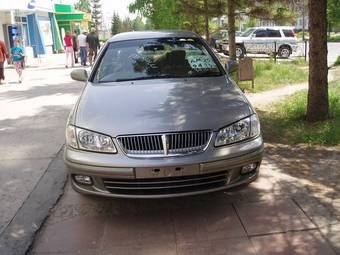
(225, 60, 238, 75)
(71, 69, 88, 82)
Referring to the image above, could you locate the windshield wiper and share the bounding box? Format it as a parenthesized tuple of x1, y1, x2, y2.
(190, 72, 222, 77)
(113, 74, 179, 82)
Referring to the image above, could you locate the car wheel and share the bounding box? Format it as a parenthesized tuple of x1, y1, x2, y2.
(278, 46, 291, 58)
(236, 46, 245, 58)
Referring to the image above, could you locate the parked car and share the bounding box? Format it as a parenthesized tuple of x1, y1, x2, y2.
(215, 30, 242, 52)
(210, 29, 228, 50)
(222, 26, 298, 58)
(67, 31, 264, 198)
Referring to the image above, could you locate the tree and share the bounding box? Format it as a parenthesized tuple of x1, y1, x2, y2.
(177, 0, 226, 41)
(121, 17, 133, 32)
(75, 0, 91, 12)
(306, 0, 329, 122)
(111, 12, 121, 35)
(228, 0, 236, 60)
(132, 17, 145, 31)
(91, 0, 102, 31)
(129, 0, 185, 29)
(328, 0, 340, 33)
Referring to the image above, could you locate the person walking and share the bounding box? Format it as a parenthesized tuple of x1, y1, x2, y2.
(86, 28, 100, 66)
(78, 31, 88, 66)
(11, 39, 25, 83)
(72, 30, 79, 64)
(0, 39, 9, 85)
(64, 31, 74, 68)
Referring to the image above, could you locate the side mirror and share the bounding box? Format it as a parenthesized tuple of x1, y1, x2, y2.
(71, 69, 88, 82)
(225, 60, 238, 75)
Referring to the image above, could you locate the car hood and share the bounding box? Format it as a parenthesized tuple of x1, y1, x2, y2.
(235, 36, 248, 43)
(75, 76, 252, 137)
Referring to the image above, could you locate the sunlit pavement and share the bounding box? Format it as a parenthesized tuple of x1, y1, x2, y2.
(0, 54, 85, 254)
(29, 144, 340, 255)
(1, 53, 340, 255)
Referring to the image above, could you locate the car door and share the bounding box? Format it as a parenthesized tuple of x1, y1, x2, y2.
(266, 29, 283, 54)
(244, 29, 268, 53)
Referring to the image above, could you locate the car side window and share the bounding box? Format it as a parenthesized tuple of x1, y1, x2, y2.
(254, 29, 267, 38)
(267, 29, 281, 38)
(283, 29, 295, 37)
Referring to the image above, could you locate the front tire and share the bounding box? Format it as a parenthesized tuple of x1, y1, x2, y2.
(236, 45, 245, 58)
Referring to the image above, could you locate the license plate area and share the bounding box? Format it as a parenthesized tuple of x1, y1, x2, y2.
(135, 165, 199, 179)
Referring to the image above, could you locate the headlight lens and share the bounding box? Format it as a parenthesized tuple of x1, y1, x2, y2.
(66, 125, 117, 153)
(215, 114, 260, 147)
(66, 125, 78, 149)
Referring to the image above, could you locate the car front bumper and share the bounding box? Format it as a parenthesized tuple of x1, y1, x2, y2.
(65, 136, 264, 198)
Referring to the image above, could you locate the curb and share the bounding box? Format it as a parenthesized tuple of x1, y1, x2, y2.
(0, 148, 67, 255)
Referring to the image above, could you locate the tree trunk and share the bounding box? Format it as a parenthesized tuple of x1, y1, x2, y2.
(302, 3, 305, 41)
(204, 0, 209, 42)
(228, 0, 236, 61)
(306, 0, 329, 122)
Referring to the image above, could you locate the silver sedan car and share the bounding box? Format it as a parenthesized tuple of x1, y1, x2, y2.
(66, 31, 264, 198)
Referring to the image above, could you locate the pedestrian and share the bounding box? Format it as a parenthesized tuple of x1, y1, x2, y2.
(86, 28, 100, 66)
(72, 30, 79, 64)
(11, 39, 25, 83)
(0, 39, 9, 85)
(64, 31, 74, 68)
(78, 30, 88, 66)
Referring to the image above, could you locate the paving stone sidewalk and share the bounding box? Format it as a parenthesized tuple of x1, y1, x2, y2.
(28, 60, 340, 255)
(29, 143, 340, 255)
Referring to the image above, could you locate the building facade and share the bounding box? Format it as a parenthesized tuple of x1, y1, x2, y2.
(54, 4, 91, 40)
(0, 0, 65, 60)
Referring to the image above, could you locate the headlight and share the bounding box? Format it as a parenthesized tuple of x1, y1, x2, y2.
(66, 125, 78, 149)
(66, 125, 117, 153)
(215, 114, 260, 147)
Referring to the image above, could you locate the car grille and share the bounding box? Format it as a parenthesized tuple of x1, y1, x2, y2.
(102, 170, 230, 196)
(117, 130, 212, 157)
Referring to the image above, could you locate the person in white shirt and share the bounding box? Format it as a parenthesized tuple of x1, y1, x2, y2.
(78, 31, 88, 66)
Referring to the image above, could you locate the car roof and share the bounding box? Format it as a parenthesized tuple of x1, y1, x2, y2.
(251, 26, 295, 30)
(108, 31, 200, 42)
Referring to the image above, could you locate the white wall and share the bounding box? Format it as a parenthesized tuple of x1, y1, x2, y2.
(0, 11, 11, 43)
(0, 17, 3, 41)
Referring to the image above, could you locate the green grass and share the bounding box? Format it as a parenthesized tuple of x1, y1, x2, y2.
(334, 56, 340, 66)
(259, 81, 340, 145)
(238, 60, 308, 92)
(328, 34, 340, 42)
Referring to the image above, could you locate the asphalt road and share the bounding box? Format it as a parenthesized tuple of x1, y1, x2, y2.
(0, 55, 84, 253)
(327, 42, 340, 65)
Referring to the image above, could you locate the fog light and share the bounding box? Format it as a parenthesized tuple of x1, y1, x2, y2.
(73, 175, 93, 185)
(241, 163, 258, 175)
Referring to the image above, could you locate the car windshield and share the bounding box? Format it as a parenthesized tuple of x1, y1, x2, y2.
(241, 28, 255, 37)
(93, 37, 222, 83)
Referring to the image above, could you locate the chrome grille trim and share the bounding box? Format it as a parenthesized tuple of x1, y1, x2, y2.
(102, 170, 230, 195)
(117, 130, 212, 157)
